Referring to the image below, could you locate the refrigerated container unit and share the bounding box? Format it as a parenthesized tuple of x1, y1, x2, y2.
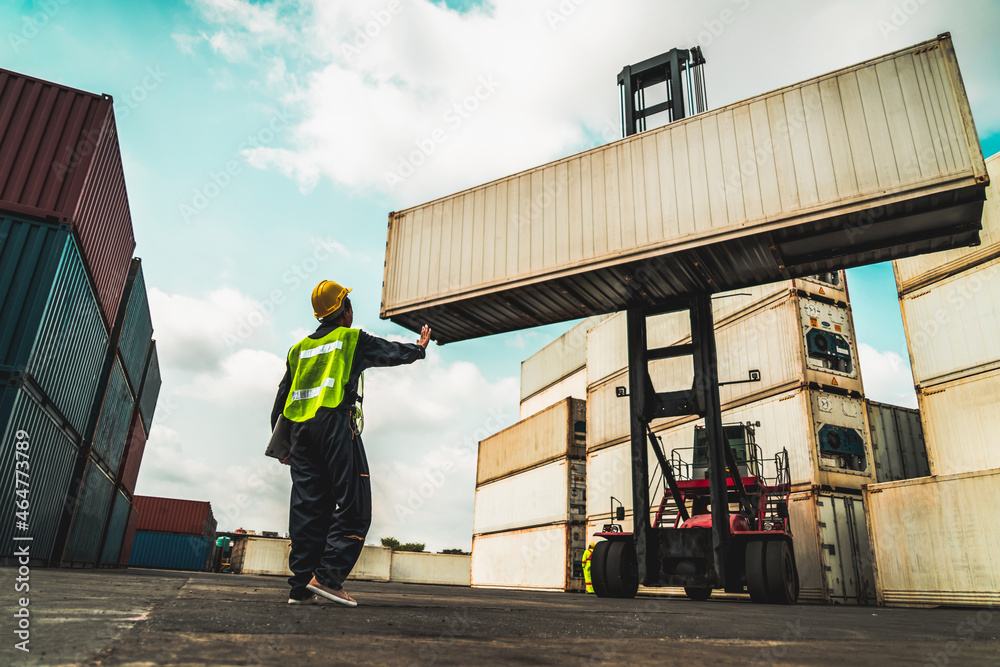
(865, 400, 929, 483)
(865, 468, 1000, 607)
(133, 495, 217, 537)
(0, 68, 136, 332)
(472, 523, 587, 592)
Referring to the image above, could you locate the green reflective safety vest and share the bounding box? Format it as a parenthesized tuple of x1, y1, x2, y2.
(283, 327, 360, 422)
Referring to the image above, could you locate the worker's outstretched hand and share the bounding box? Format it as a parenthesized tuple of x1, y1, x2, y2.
(418, 324, 432, 348)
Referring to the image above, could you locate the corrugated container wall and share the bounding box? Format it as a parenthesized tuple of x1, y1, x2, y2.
(137, 340, 160, 434)
(865, 400, 929, 482)
(520, 368, 586, 420)
(100, 489, 131, 565)
(473, 460, 586, 535)
(893, 151, 1000, 294)
(133, 495, 217, 536)
(119, 412, 147, 497)
(118, 505, 139, 566)
(128, 530, 212, 571)
(90, 358, 134, 476)
(0, 69, 136, 331)
(865, 468, 1000, 607)
(381, 36, 987, 343)
(917, 368, 1000, 475)
(520, 316, 607, 401)
(63, 460, 115, 563)
(471, 524, 586, 592)
(0, 378, 78, 563)
(477, 398, 585, 485)
(389, 552, 471, 586)
(0, 216, 67, 367)
(26, 234, 108, 437)
(240, 536, 293, 576)
(116, 260, 153, 392)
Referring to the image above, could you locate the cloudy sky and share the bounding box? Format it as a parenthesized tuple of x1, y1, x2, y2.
(4, 0, 999, 551)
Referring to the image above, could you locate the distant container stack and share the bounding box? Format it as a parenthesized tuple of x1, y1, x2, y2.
(471, 398, 587, 592)
(127, 496, 216, 571)
(864, 150, 1000, 608)
(0, 69, 159, 568)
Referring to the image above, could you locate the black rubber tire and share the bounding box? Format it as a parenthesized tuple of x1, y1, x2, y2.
(745, 540, 769, 604)
(605, 541, 639, 599)
(765, 540, 799, 605)
(590, 541, 611, 598)
(684, 587, 712, 601)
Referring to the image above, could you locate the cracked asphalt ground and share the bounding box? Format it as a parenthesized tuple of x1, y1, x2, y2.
(1, 567, 998, 666)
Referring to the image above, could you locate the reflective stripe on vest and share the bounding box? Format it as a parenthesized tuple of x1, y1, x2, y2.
(283, 327, 360, 422)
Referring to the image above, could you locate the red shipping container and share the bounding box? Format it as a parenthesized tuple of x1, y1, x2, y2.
(119, 412, 147, 497)
(133, 495, 217, 536)
(0, 68, 136, 331)
(119, 505, 139, 566)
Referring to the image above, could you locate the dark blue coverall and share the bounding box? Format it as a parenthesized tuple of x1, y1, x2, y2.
(271, 322, 425, 598)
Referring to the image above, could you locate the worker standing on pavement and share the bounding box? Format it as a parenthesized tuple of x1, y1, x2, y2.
(272, 280, 431, 607)
(582, 542, 595, 594)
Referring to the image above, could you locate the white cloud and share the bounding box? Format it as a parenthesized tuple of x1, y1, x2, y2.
(181, 348, 286, 407)
(859, 343, 917, 408)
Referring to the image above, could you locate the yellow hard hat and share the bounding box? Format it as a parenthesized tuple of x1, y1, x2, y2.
(312, 280, 352, 320)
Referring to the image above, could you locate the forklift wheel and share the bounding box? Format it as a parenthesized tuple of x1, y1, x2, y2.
(684, 587, 712, 601)
(745, 540, 769, 604)
(605, 541, 639, 599)
(765, 540, 799, 605)
(591, 541, 612, 598)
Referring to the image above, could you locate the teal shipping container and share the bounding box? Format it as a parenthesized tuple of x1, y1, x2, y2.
(63, 458, 114, 564)
(90, 358, 134, 476)
(128, 530, 213, 571)
(137, 340, 160, 434)
(100, 489, 131, 565)
(0, 371, 80, 563)
(0, 215, 109, 439)
(116, 260, 153, 393)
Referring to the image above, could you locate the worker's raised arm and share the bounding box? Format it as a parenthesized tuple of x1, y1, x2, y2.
(357, 328, 430, 372)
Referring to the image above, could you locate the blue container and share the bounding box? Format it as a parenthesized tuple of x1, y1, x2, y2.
(28, 236, 110, 439)
(137, 341, 160, 434)
(100, 489, 131, 565)
(129, 530, 212, 571)
(116, 260, 153, 393)
(90, 358, 134, 476)
(63, 458, 115, 563)
(0, 216, 68, 367)
(0, 372, 80, 563)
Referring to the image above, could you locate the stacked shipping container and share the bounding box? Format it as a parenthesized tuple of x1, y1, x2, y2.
(128, 495, 216, 571)
(0, 69, 158, 567)
(471, 398, 588, 592)
(864, 151, 1000, 607)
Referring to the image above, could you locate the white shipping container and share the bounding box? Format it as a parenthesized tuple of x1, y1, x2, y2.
(787, 489, 876, 605)
(865, 468, 1000, 607)
(382, 36, 986, 345)
(520, 368, 587, 420)
(239, 537, 292, 576)
(520, 316, 607, 401)
(865, 400, 929, 483)
(899, 255, 1000, 387)
(894, 151, 1000, 295)
(587, 293, 864, 449)
(587, 387, 875, 519)
(390, 552, 471, 586)
(348, 545, 392, 582)
(471, 523, 586, 592)
(477, 397, 585, 485)
(474, 459, 586, 535)
(917, 365, 1000, 475)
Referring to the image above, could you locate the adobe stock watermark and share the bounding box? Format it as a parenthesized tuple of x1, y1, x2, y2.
(223, 236, 346, 349)
(180, 109, 294, 223)
(690, 0, 753, 48)
(116, 66, 168, 121)
(7, 0, 71, 53)
(341, 0, 404, 62)
(877, 0, 934, 39)
(383, 75, 502, 191)
(545, 0, 590, 31)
